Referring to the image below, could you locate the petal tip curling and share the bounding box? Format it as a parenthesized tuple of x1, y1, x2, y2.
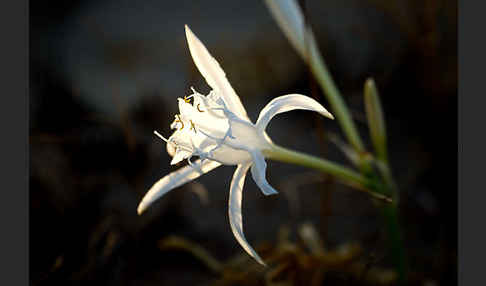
(256, 94, 334, 131)
(265, 189, 279, 196)
(229, 164, 268, 266)
(324, 110, 334, 120)
(183, 23, 250, 121)
(137, 201, 147, 215)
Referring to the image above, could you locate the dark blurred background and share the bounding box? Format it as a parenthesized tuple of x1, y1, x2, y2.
(30, 0, 457, 285)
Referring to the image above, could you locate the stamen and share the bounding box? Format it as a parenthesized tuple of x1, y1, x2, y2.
(197, 103, 204, 112)
(154, 130, 171, 143)
(154, 131, 180, 149)
(183, 94, 194, 103)
(190, 120, 197, 133)
(175, 114, 184, 130)
(155, 129, 195, 160)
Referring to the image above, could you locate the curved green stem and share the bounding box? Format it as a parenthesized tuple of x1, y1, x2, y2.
(307, 37, 365, 153)
(263, 144, 392, 203)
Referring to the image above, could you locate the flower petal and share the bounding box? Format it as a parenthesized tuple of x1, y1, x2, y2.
(264, 0, 308, 59)
(137, 159, 221, 214)
(229, 163, 266, 265)
(166, 141, 176, 157)
(250, 151, 278, 196)
(256, 94, 334, 132)
(185, 25, 250, 121)
(178, 97, 229, 139)
(170, 149, 192, 165)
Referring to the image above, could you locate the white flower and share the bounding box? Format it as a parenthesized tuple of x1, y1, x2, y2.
(137, 25, 334, 265)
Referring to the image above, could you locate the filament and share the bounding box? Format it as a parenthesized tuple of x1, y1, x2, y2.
(184, 94, 194, 103)
(175, 114, 184, 130)
(190, 120, 197, 133)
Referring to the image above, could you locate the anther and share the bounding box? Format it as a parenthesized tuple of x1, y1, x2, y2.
(190, 120, 197, 133)
(197, 103, 204, 112)
(183, 94, 193, 103)
(175, 114, 184, 130)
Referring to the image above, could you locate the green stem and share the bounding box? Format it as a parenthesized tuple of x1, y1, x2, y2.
(307, 34, 365, 153)
(263, 144, 391, 203)
(307, 40, 407, 283)
(382, 204, 407, 284)
(306, 38, 407, 284)
(373, 163, 407, 284)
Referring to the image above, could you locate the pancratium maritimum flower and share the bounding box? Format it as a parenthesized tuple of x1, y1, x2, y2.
(137, 25, 334, 265)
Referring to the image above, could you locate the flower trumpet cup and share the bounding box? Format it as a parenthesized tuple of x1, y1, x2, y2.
(137, 25, 334, 265)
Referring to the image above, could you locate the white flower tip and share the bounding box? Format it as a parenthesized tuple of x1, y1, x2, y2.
(137, 188, 160, 214)
(250, 251, 267, 266)
(137, 201, 147, 215)
(324, 110, 334, 120)
(265, 189, 279, 196)
(137, 187, 160, 215)
(251, 254, 267, 266)
(185, 24, 196, 42)
(313, 104, 334, 120)
(315, 105, 334, 120)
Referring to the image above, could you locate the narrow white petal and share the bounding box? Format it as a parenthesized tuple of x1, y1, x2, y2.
(264, 0, 322, 64)
(264, 0, 307, 59)
(256, 94, 334, 132)
(250, 151, 278, 196)
(229, 163, 266, 265)
(170, 149, 191, 165)
(137, 159, 221, 214)
(184, 25, 250, 121)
